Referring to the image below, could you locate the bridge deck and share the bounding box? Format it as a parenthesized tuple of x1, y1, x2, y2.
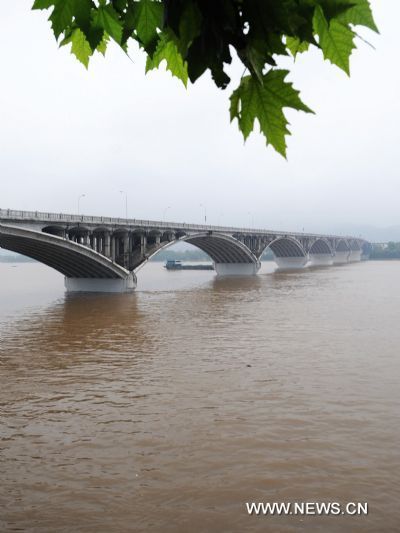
(0, 208, 355, 241)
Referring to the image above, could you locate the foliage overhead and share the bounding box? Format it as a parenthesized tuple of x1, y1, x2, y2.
(32, 0, 378, 157)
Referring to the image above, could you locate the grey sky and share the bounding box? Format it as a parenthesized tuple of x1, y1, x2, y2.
(1, 1, 398, 235)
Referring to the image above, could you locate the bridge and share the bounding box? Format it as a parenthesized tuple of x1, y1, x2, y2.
(0, 209, 370, 292)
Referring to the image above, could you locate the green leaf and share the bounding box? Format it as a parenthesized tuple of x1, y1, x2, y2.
(179, 1, 202, 53)
(336, 0, 378, 32)
(286, 36, 309, 57)
(146, 31, 188, 87)
(32, 0, 379, 155)
(229, 85, 240, 123)
(59, 29, 73, 47)
(313, 5, 355, 75)
(73, 0, 94, 31)
(113, 0, 127, 14)
(70, 27, 92, 68)
(96, 32, 110, 56)
(245, 38, 275, 82)
(94, 5, 123, 44)
(49, 0, 75, 39)
(32, 0, 55, 9)
(133, 0, 163, 47)
(230, 70, 314, 157)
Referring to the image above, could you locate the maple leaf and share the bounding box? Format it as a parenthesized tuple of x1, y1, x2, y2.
(230, 70, 314, 157)
(93, 5, 123, 44)
(313, 5, 356, 75)
(146, 31, 188, 87)
(71, 28, 92, 68)
(49, 0, 74, 39)
(132, 0, 163, 47)
(286, 37, 309, 58)
(336, 0, 378, 33)
(96, 32, 110, 57)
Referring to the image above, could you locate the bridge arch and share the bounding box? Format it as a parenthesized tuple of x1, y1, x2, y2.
(309, 238, 333, 255)
(348, 239, 362, 251)
(0, 225, 134, 291)
(136, 232, 260, 276)
(335, 239, 350, 252)
(347, 239, 362, 262)
(263, 236, 308, 269)
(268, 236, 306, 258)
(184, 233, 257, 264)
(42, 225, 67, 237)
(308, 238, 333, 266)
(333, 239, 351, 264)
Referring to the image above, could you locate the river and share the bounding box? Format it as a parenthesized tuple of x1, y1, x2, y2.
(0, 261, 399, 532)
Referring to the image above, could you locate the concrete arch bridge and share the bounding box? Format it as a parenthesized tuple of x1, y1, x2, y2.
(0, 209, 368, 292)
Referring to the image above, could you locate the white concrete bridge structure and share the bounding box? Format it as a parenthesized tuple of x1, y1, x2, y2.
(0, 209, 369, 292)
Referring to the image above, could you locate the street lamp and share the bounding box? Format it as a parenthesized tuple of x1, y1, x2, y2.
(247, 212, 254, 227)
(163, 206, 171, 221)
(77, 194, 86, 215)
(120, 190, 128, 219)
(200, 204, 207, 224)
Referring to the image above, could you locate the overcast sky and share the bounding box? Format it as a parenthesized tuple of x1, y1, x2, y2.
(1, 1, 398, 235)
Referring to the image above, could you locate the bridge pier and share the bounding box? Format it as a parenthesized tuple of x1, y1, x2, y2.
(273, 256, 308, 270)
(65, 272, 137, 293)
(309, 253, 333, 266)
(104, 231, 111, 258)
(333, 251, 349, 264)
(214, 262, 260, 276)
(348, 250, 362, 262)
(111, 235, 116, 261)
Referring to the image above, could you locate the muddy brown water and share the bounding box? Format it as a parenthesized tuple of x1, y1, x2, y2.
(0, 261, 399, 532)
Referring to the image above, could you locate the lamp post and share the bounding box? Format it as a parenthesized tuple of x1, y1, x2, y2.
(77, 194, 86, 215)
(247, 212, 254, 227)
(200, 204, 207, 224)
(163, 206, 171, 221)
(120, 190, 128, 219)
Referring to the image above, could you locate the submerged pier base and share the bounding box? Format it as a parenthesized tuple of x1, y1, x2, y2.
(333, 251, 349, 265)
(348, 250, 362, 262)
(65, 273, 137, 293)
(273, 256, 308, 270)
(309, 253, 334, 267)
(214, 262, 260, 276)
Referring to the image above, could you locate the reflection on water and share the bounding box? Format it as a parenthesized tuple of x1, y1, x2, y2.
(1, 293, 143, 360)
(1, 261, 400, 532)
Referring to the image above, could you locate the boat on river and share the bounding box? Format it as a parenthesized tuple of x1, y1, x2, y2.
(164, 260, 214, 271)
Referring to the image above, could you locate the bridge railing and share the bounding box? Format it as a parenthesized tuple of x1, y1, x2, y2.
(0, 208, 360, 241)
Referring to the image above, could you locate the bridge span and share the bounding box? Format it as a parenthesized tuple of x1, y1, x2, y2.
(0, 209, 370, 292)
